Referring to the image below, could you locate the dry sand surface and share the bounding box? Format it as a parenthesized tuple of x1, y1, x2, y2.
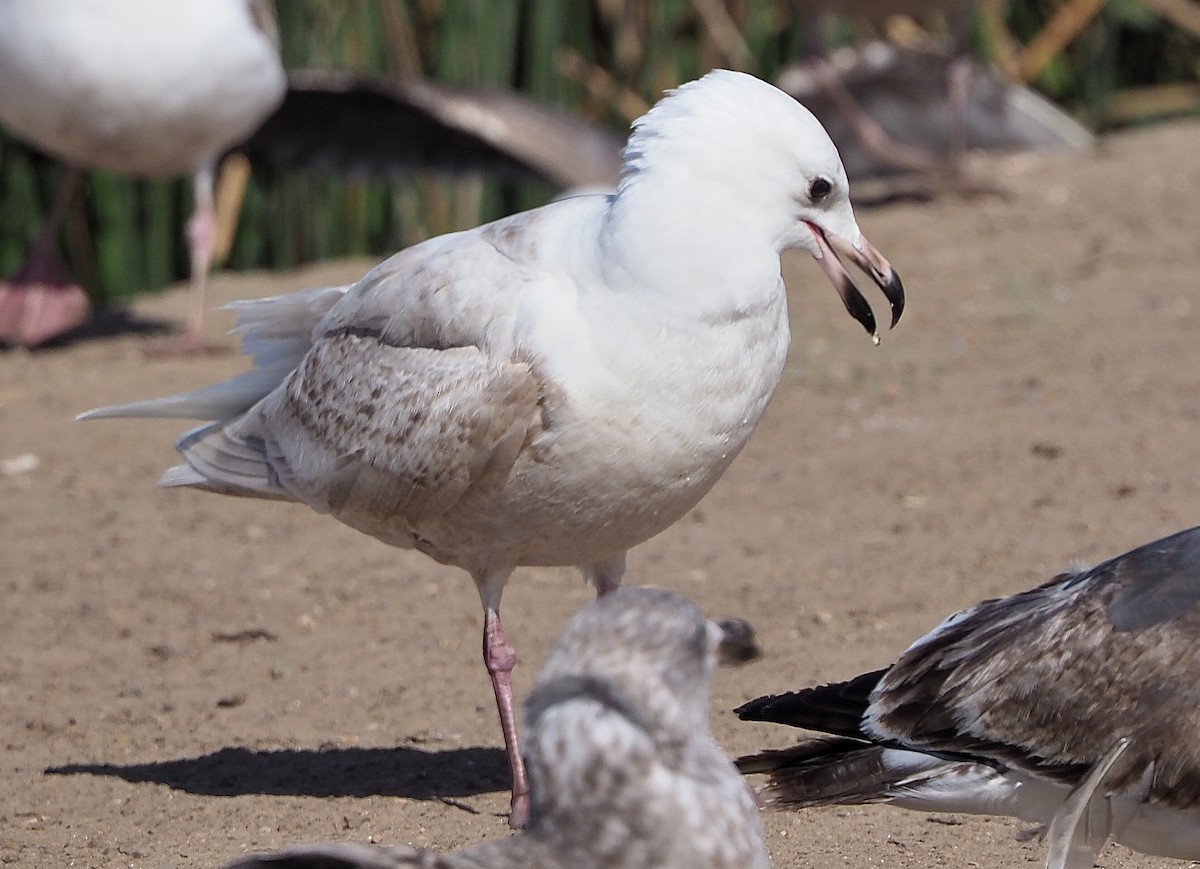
(4, 120, 1200, 869)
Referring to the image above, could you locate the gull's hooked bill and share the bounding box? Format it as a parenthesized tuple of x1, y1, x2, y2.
(806, 222, 905, 344)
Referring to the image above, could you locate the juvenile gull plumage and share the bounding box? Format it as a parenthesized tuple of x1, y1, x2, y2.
(222, 588, 768, 869)
(81, 68, 904, 825)
(737, 524, 1200, 869)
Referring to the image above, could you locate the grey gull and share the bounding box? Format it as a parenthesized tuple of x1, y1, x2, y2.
(81, 68, 904, 826)
(737, 524, 1200, 868)
(777, 40, 1095, 182)
(222, 588, 768, 869)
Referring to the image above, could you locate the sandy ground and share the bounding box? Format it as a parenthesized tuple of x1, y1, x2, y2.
(3, 119, 1200, 869)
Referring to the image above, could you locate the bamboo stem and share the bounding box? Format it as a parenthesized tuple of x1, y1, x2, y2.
(1013, 0, 1105, 83)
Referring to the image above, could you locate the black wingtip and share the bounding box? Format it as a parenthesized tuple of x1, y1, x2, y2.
(734, 692, 787, 722)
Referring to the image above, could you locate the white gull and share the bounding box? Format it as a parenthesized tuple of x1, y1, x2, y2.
(0, 0, 286, 349)
(221, 588, 767, 869)
(81, 68, 904, 826)
(738, 524, 1200, 868)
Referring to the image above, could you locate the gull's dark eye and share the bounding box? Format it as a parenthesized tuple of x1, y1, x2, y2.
(809, 177, 832, 201)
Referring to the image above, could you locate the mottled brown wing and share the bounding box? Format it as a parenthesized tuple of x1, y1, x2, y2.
(873, 525, 1200, 804)
(240, 329, 543, 525)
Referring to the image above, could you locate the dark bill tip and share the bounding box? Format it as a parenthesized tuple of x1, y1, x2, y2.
(883, 270, 905, 329)
(823, 229, 903, 340)
(716, 617, 761, 666)
(836, 278, 879, 341)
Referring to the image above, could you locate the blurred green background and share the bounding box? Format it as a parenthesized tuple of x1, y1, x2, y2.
(0, 0, 1196, 306)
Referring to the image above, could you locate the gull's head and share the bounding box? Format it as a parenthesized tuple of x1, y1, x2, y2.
(619, 69, 904, 340)
(529, 588, 761, 744)
(521, 589, 759, 828)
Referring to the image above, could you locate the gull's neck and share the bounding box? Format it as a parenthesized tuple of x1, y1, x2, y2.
(596, 161, 787, 316)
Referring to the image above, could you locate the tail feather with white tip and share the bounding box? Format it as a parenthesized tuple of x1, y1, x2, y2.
(78, 285, 348, 423)
(79, 284, 349, 500)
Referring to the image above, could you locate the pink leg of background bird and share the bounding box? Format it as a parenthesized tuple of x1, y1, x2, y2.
(147, 161, 223, 355)
(0, 165, 91, 347)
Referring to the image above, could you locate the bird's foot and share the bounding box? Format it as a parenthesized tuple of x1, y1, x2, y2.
(508, 791, 531, 829)
(0, 275, 91, 348)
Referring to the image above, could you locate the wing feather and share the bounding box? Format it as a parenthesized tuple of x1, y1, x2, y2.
(196, 331, 542, 531)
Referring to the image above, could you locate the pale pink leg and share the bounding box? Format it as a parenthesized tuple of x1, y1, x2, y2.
(184, 164, 215, 346)
(146, 161, 225, 355)
(0, 166, 91, 347)
(482, 606, 530, 828)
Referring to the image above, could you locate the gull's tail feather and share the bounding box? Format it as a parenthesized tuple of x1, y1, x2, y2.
(77, 358, 298, 422)
(78, 285, 348, 423)
(80, 284, 348, 501)
(737, 738, 900, 807)
(734, 669, 885, 739)
(159, 464, 208, 489)
(738, 740, 1019, 818)
(227, 284, 350, 369)
(155, 421, 290, 500)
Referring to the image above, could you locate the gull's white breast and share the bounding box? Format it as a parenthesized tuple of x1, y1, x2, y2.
(264, 195, 792, 570)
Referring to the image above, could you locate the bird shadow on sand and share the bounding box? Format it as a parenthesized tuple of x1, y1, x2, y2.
(46, 745, 510, 800)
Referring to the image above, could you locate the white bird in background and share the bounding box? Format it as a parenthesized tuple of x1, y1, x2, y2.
(222, 588, 768, 869)
(738, 524, 1200, 869)
(0, 0, 286, 351)
(0, 2, 624, 351)
(82, 69, 904, 826)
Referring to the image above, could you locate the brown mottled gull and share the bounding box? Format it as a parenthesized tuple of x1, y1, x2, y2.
(81, 68, 904, 826)
(738, 524, 1200, 869)
(223, 588, 768, 869)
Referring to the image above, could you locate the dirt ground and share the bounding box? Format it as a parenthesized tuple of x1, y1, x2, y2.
(3, 118, 1200, 869)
